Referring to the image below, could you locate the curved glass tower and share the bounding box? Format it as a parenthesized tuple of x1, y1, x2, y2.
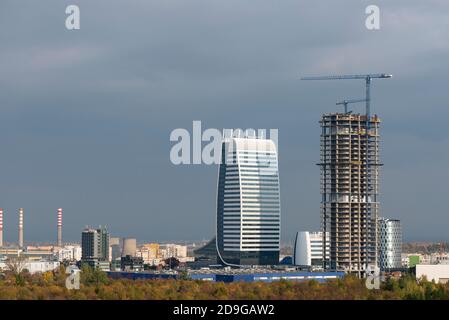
(216, 137, 280, 266)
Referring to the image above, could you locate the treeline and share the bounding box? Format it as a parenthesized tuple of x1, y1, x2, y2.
(403, 242, 449, 254)
(0, 266, 449, 300)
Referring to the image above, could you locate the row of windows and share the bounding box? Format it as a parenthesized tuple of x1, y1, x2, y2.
(241, 247, 279, 250)
(224, 230, 280, 236)
(239, 166, 278, 170)
(223, 236, 280, 239)
(226, 180, 278, 186)
(241, 210, 280, 214)
(234, 156, 277, 161)
(223, 217, 280, 221)
(237, 154, 277, 158)
(229, 150, 277, 155)
(231, 174, 279, 180)
(223, 221, 280, 225)
(241, 228, 280, 231)
(241, 184, 279, 188)
(240, 176, 279, 182)
(225, 157, 277, 169)
(232, 149, 276, 154)
(222, 210, 280, 219)
(242, 197, 280, 202)
(236, 161, 277, 165)
(239, 169, 279, 174)
(240, 191, 279, 195)
(241, 186, 279, 190)
(223, 231, 280, 236)
(241, 203, 280, 207)
(241, 197, 280, 202)
(223, 222, 280, 226)
(237, 162, 278, 167)
(236, 151, 277, 156)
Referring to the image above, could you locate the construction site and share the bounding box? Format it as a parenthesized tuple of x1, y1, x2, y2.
(301, 74, 390, 276)
(319, 113, 381, 275)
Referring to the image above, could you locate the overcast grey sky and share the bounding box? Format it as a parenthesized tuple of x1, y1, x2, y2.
(0, 0, 448, 243)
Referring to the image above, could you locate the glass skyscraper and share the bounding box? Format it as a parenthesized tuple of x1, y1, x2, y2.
(81, 226, 110, 262)
(378, 218, 402, 270)
(216, 137, 281, 266)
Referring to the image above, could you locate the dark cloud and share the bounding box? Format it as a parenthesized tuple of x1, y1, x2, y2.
(0, 0, 448, 243)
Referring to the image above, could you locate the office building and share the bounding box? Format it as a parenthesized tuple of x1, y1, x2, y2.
(293, 231, 329, 267)
(216, 137, 281, 266)
(319, 113, 381, 275)
(81, 226, 110, 268)
(378, 218, 402, 270)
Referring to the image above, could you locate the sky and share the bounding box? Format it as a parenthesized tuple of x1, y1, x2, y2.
(0, 0, 448, 243)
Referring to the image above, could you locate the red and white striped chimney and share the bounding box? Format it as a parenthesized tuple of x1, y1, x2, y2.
(57, 208, 62, 247)
(0, 208, 3, 247)
(18, 208, 24, 248)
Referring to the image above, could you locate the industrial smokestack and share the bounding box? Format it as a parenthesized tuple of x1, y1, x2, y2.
(18, 208, 24, 248)
(0, 208, 3, 247)
(57, 208, 63, 247)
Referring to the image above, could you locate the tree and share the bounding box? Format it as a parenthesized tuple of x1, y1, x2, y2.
(80, 264, 109, 286)
(5, 255, 28, 286)
(164, 257, 180, 269)
(5, 255, 28, 275)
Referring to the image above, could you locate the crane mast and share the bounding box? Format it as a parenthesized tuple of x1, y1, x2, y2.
(301, 73, 392, 275)
(336, 98, 367, 114)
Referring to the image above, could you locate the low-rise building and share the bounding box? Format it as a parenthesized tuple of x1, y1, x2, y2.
(293, 231, 329, 268)
(416, 264, 449, 284)
(137, 243, 160, 264)
(0, 260, 60, 274)
(55, 245, 82, 262)
(160, 244, 187, 260)
(121, 255, 144, 272)
(81, 259, 111, 272)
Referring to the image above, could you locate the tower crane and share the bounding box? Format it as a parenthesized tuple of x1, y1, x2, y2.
(301, 73, 392, 273)
(336, 98, 367, 114)
(301, 73, 392, 119)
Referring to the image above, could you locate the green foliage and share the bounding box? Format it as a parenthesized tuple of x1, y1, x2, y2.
(1, 269, 449, 300)
(80, 264, 109, 286)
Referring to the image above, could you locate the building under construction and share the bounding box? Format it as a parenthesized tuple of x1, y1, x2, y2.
(319, 113, 381, 275)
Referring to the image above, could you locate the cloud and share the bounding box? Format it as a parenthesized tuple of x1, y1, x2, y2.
(0, 0, 447, 242)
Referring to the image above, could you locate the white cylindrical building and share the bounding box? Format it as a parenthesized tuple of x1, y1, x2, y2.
(378, 218, 402, 270)
(293, 231, 329, 267)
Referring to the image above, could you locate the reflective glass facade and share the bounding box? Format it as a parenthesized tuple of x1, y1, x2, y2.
(217, 138, 280, 266)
